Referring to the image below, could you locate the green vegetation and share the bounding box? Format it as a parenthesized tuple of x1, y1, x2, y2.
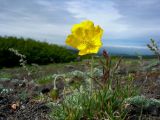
(1, 38, 160, 119)
(35, 75, 53, 85)
(0, 72, 12, 79)
(125, 96, 160, 109)
(147, 38, 160, 60)
(0, 36, 77, 68)
(48, 51, 139, 120)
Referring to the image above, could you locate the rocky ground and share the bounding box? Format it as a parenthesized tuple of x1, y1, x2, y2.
(0, 60, 160, 120)
(0, 94, 50, 120)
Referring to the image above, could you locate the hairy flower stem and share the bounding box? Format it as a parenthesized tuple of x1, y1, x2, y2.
(90, 55, 94, 93)
(53, 75, 61, 90)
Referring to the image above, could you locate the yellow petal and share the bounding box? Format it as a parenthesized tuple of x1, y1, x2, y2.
(81, 20, 94, 29)
(91, 25, 103, 46)
(78, 49, 88, 55)
(95, 25, 103, 35)
(78, 46, 100, 55)
(92, 36, 103, 46)
(71, 24, 83, 36)
(65, 20, 104, 55)
(65, 35, 78, 48)
(77, 43, 86, 50)
(72, 28, 84, 42)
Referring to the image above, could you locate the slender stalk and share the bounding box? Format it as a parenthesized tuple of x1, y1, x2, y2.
(90, 55, 94, 93)
(53, 76, 58, 90)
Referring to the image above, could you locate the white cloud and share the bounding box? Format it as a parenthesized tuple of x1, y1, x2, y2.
(35, 0, 59, 12)
(0, 0, 75, 44)
(0, 21, 71, 44)
(0, 0, 160, 47)
(66, 0, 160, 40)
(66, 0, 129, 39)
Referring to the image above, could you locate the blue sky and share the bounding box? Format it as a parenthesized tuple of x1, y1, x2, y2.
(0, 0, 160, 49)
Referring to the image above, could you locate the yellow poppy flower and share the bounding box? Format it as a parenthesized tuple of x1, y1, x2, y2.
(65, 20, 103, 55)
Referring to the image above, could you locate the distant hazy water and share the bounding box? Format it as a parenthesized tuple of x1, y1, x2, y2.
(100, 46, 153, 56)
(66, 45, 153, 56)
